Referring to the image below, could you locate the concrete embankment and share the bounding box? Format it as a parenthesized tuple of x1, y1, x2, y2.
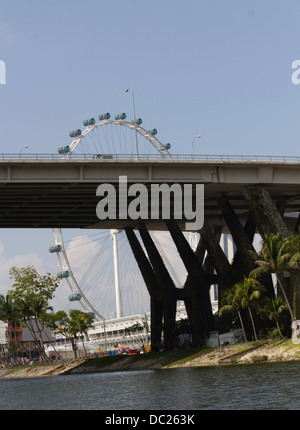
(0, 359, 85, 380)
(0, 340, 299, 380)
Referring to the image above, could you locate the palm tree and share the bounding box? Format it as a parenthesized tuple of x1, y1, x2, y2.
(283, 228, 300, 272)
(235, 277, 265, 341)
(0, 294, 20, 365)
(262, 296, 287, 339)
(250, 233, 295, 322)
(283, 229, 300, 320)
(219, 285, 248, 342)
(68, 310, 93, 358)
(0, 294, 17, 323)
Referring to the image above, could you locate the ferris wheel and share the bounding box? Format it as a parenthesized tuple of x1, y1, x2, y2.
(49, 111, 173, 322)
(58, 111, 172, 159)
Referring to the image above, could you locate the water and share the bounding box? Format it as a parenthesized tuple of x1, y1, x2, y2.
(0, 361, 299, 410)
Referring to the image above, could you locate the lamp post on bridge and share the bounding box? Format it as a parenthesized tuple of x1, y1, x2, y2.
(125, 87, 139, 160)
(192, 135, 201, 156)
(19, 145, 29, 156)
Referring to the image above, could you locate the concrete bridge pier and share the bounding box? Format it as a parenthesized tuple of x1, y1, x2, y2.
(127, 220, 217, 349)
(166, 219, 215, 347)
(138, 225, 178, 351)
(215, 192, 256, 275)
(124, 227, 164, 352)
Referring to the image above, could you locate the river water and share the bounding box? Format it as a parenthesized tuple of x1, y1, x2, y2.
(0, 361, 299, 410)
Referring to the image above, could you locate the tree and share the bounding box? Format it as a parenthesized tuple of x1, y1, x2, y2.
(47, 310, 93, 359)
(9, 266, 59, 300)
(69, 310, 93, 357)
(250, 233, 295, 322)
(235, 277, 265, 341)
(124, 322, 149, 350)
(46, 310, 77, 358)
(283, 229, 300, 319)
(8, 266, 60, 362)
(0, 294, 22, 365)
(219, 284, 248, 342)
(262, 296, 287, 339)
(283, 228, 300, 272)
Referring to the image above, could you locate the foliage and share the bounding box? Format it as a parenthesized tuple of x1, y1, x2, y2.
(233, 277, 265, 341)
(261, 296, 288, 339)
(219, 283, 248, 342)
(250, 233, 295, 321)
(47, 309, 94, 358)
(124, 322, 145, 336)
(283, 228, 300, 272)
(9, 266, 59, 302)
(5, 266, 61, 362)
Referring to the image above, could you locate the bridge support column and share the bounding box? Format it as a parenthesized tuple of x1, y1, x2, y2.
(125, 227, 163, 352)
(138, 225, 177, 351)
(215, 193, 256, 275)
(198, 223, 234, 296)
(198, 223, 236, 333)
(166, 219, 214, 347)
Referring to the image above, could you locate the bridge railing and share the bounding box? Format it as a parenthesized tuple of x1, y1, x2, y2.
(0, 153, 300, 163)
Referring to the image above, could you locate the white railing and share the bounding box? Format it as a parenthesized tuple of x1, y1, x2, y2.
(0, 153, 299, 163)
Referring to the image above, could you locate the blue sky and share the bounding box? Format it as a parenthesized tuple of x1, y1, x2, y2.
(0, 0, 299, 312)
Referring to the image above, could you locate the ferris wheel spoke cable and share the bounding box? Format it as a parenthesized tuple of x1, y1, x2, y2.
(94, 127, 105, 154)
(62, 230, 111, 246)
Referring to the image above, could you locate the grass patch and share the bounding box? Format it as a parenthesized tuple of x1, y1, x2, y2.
(251, 355, 268, 363)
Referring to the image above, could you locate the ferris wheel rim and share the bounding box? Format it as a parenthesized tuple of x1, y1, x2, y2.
(66, 118, 172, 158)
(52, 227, 106, 322)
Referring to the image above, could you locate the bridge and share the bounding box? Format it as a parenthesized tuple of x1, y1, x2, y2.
(1, 153, 299, 351)
(0, 153, 299, 229)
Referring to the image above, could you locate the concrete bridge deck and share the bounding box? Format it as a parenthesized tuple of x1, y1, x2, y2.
(0, 155, 298, 230)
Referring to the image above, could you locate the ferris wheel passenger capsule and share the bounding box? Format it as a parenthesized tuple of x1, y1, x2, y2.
(83, 118, 96, 126)
(49, 245, 62, 253)
(57, 270, 70, 279)
(164, 143, 171, 149)
(69, 129, 82, 138)
(58, 146, 71, 154)
(148, 128, 158, 136)
(115, 113, 127, 120)
(69, 293, 81, 301)
(131, 118, 142, 125)
(99, 113, 111, 121)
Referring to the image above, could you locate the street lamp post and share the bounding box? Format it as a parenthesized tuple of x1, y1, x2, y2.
(192, 135, 201, 156)
(125, 88, 139, 159)
(19, 145, 29, 156)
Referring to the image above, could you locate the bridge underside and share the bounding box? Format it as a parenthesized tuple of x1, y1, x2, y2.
(0, 158, 299, 350)
(0, 181, 298, 230)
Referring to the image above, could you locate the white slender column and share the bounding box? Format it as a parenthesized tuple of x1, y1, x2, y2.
(110, 229, 123, 318)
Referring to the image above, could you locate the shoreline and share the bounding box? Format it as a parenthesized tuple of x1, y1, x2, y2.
(0, 339, 299, 380)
